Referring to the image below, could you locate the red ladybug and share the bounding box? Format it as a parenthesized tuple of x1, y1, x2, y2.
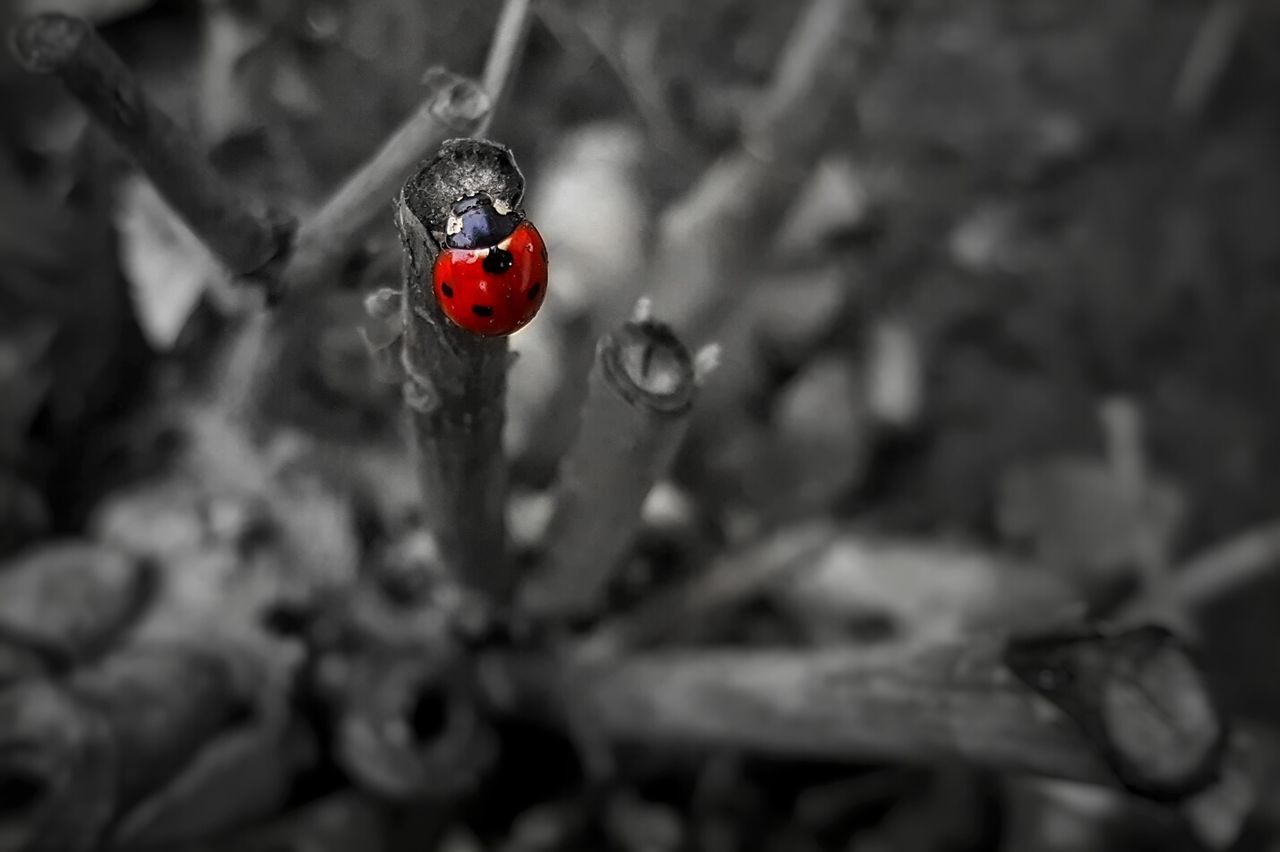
(431, 193, 548, 336)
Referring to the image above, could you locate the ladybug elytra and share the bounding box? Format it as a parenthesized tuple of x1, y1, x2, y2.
(431, 193, 548, 336)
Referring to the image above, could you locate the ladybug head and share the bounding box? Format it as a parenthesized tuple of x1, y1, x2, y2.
(444, 193, 522, 250)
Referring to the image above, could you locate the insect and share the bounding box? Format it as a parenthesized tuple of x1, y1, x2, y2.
(431, 193, 548, 336)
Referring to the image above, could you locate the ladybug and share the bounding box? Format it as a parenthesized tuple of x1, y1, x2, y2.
(431, 193, 548, 336)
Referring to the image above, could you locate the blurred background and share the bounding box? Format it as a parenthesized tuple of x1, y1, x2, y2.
(2, 0, 1280, 850)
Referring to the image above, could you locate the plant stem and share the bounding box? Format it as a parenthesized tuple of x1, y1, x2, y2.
(578, 519, 836, 653)
(283, 0, 535, 294)
(1170, 517, 1280, 609)
(490, 626, 1225, 801)
(649, 0, 879, 341)
(395, 140, 526, 602)
(478, 0, 536, 135)
(522, 313, 698, 618)
(1171, 0, 1252, 119)
(283, 70, 490, 296)
(9, 13, 290, 277)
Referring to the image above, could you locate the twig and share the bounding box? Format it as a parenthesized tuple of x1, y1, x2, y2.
(282, 70, 491, 296)
(285, 0, 531, 297)
(478, 0, 536, 135)
(9, 13, 290, 277)
(578, 519, 837, 654)
(522, 308, 698, 618)
(1171, 0, 1252, 119)
(648, 0, 878, 341)
(1099, 397, 1188, 629)
(284, 0, 535, 294)
(395, 140, 525, 602)
(489, 626, 1225, 801)
(1169, 518, 1280, 609)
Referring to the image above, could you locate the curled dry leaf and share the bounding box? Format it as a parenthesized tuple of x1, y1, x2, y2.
(0, 541, 149, 666)
(108, 697, 305, 848)
(0, 679, 117, 852)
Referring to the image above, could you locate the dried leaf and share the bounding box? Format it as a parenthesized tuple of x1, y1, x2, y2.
(114, 176, 229, 350)
(0, 541, 148, 665)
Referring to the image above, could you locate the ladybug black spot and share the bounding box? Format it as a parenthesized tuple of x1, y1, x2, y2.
(527, 282, 541, 300)
(472, 305, 494, 317)
(482, 247, 514, 274)
(441, 282, 454, 298)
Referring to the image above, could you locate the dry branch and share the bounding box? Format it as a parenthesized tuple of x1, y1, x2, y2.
(283, 0, 535, 294)
(523, 311, 698, 618)
(648, 0, 879, 341)
(283, 70, 491, 296)
(9, 13, 290, 277)
(395, 140, 525, 602)
(579, 519, 837, 653)
(1170, 517, 1280, 608)
(490, 626, 1226, 801)
(1171, 0, 1253, 119)
(478, 0, 536, 134)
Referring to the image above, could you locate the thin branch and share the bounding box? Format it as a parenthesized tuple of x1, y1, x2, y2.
(282, 70, 491, 296)
(578, 519, 837, 654)
(489, 626, 1226, 801)
(286, 0, 530, 294)
(522, 309, 698, 617)
(395, 140, 525, 602)
(9, 13, 290, 277)
(1099, 397, 1188, 629)
(1170, 518, 1280, 609)
(478, 0, 536, 136)
(1171, 0, 1252, 119)
(648, 0, 879, 341)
